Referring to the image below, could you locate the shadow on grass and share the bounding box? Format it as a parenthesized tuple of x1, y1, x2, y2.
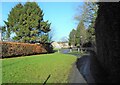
(43, 74, 51, 85)
(1, 51, 56, 59)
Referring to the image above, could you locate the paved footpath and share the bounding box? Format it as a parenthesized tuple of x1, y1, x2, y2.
(68, 63, 87, 83)
(60, 49, 95, 84)
(60, 49, 87, 84)
(76, 55, 95, 83)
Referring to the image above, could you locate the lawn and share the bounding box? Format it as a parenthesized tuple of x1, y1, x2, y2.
(1, 52, 76, 83)
(68, 51, 85, 56)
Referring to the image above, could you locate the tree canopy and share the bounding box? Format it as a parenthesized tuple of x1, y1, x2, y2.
(76, 20, 87, 46)
(4, 2, 51, 43)
(69, 29, 76, 46)
(69, 2, 98, 47)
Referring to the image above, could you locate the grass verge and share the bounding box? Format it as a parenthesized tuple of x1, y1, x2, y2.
(1, 52, 76, 83)
(68, 51, 85, 56)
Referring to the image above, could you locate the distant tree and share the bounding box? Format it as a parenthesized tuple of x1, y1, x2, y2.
(83, 2, 98, 24)
(4, 2, 51, 43)
(76, 20, 87, 46)
(69, 29, 76, 46)
(74, 2, 98, 45)
(75, 2, 98, 24)
(86, 23, 95, 45)
(84, 2, 98, 45)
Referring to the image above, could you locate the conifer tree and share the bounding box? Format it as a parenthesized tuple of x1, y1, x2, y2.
(76, 20, 87, 46)
(69, 29, 76, 46)
(5, 2, 51, 43)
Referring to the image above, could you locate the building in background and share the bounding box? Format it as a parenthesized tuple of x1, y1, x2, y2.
(58, 42, 69, 48)
(52, 41, 69, 49)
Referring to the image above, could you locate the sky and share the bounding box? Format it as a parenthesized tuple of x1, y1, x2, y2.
(1, 1, 83, 42)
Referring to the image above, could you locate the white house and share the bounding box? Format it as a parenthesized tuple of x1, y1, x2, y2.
(51, 42, 61, 49)
(52, 41, 69, 49)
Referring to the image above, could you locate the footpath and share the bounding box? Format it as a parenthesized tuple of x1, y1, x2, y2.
(68, 62, 87, 83)
(60, 49, 95, 84)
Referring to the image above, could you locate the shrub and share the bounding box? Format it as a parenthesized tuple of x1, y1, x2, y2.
(0, 42, 49, 58)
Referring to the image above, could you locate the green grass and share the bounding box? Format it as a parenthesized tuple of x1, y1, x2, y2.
(1, 52, 76, 83)
(53, 48, 61, 52)
(68, 51, 81, 55)
(68, 51, 85, 56)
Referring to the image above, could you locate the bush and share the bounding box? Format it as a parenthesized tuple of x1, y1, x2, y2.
(0, 42, 49, 58)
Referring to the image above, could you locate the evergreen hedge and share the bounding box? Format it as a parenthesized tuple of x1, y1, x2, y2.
(0, 42, 48, 58)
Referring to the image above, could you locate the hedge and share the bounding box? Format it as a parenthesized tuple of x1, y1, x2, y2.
(0, 42, 52, 58)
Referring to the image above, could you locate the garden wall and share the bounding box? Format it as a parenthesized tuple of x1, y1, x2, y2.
(0, 42, 53, 58)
